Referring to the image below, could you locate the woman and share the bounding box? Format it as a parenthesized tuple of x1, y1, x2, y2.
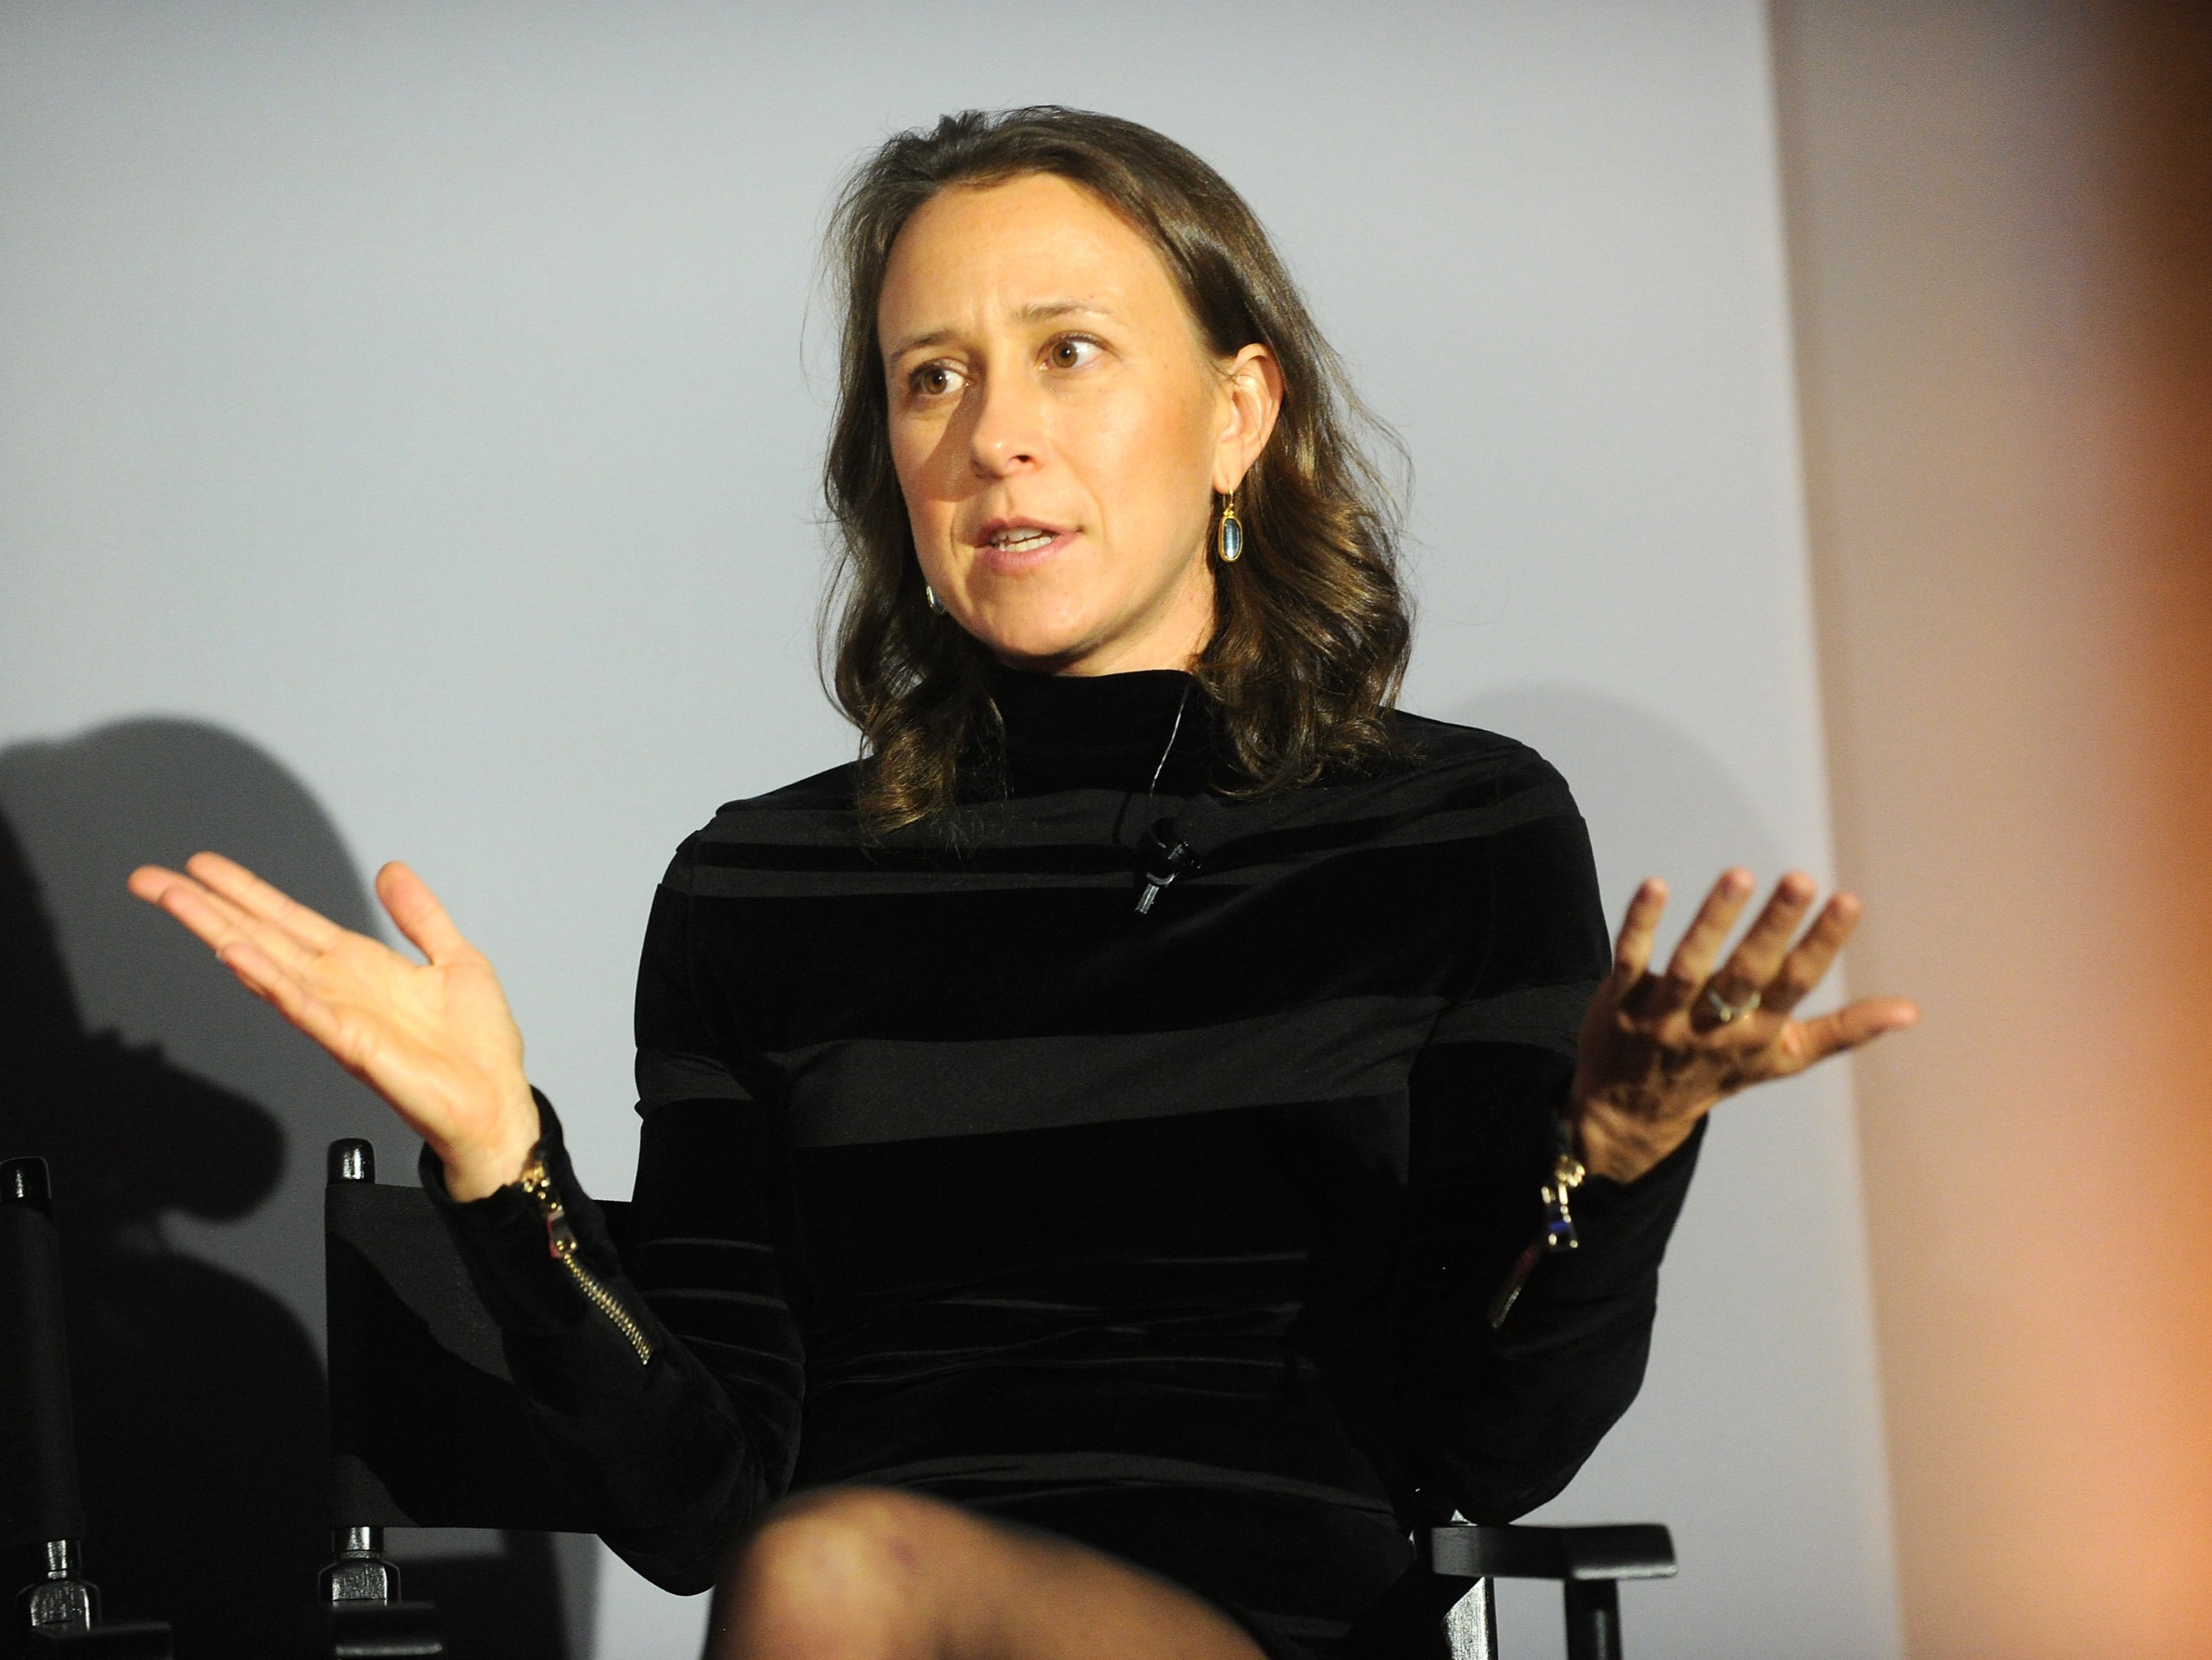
(131, 108, 1914, 1659)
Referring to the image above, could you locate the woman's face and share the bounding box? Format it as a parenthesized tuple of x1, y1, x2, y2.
(878, 172, 1279, 675)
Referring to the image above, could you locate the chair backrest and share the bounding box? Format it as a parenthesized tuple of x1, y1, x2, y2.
(323, 1139, 631, 1532)
(3, 1157, 176, 1657)
(2, 1158, 83, 1559)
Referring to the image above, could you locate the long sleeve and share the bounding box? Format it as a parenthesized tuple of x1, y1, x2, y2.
(424, 840, 803, 1593)
(1390, 778, 1704, 1525)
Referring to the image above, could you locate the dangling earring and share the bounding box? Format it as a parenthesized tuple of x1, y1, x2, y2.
(1215, 491, 1244, 563)
(924, 582, 946, 615)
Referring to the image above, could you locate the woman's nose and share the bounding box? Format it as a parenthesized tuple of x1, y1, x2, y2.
(965, 374, 1048, 478)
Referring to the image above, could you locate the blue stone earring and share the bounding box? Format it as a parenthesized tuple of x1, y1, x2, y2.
(1216, 492, 1244, 563)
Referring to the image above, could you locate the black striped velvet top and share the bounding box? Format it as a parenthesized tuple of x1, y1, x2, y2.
(429, 664, 1702, 1660)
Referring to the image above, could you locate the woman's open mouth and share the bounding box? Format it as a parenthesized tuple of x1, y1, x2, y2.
(974, 518, 1075, 575)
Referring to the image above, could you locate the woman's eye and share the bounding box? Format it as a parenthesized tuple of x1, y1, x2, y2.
(1047, 337, 1099, 370)
(908, 362, 962, 398)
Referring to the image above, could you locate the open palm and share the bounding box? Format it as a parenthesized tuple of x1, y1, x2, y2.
(1570, 868, 1918, 1183)
(128, 853, 539, 1196)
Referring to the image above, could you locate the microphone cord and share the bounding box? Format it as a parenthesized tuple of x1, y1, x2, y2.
(1134, 681, 1195, 915)
(1143, 680, 1193, 814)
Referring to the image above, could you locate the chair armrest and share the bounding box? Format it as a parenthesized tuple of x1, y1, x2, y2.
(1428, 1522, 1676, 1582)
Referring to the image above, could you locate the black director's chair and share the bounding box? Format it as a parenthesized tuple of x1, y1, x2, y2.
(1429, 1518, 1674, 1660)
(320, 1139, 604, 1658)
(1, 1158, 175, 1658)
(323, 1138, 1675, 1660)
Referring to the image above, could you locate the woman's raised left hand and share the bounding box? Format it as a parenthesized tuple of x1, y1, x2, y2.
(1569, 869, 1918, 1184)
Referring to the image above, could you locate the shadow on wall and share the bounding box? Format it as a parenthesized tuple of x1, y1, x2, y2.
(0, 719, 581, 1660)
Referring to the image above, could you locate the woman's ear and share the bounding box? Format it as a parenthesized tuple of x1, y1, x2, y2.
(1214, 343, 1284, 494)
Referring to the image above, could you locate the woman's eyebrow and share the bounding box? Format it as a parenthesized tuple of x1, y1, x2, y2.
(884, 301, 1117, 362)
(885, 325, 957, 361)
(1017, 299, 1114, 325)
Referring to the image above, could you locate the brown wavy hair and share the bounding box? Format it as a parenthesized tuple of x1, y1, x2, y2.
(821, 106, 1413, 833)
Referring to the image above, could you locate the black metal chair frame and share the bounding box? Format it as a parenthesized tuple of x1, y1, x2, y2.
(1430, 1519, 1676, 1660)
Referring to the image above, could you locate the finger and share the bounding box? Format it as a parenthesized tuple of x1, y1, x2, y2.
(1760, 892, 1864, 1017)
(1701, 872, 1819, 1018)
(1648, 868, 1755, 1015)
(1781, 995, 1920, 1069)
(185, 851, 343, 952)
(130, 865, 234, 954)
(138, 868, 319, 976)
(376, 862, 470, 963)
(127, 863, 185, 904)
(1607, 878, 1668, 989)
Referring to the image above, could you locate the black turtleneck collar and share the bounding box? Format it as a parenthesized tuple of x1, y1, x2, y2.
(986, 661, 1210, 794)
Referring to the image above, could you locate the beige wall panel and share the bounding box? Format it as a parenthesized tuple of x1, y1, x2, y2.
(1774, 2, 2212, 1653)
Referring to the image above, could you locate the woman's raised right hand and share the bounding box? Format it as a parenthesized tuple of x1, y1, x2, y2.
(128, 853, 540, 1200)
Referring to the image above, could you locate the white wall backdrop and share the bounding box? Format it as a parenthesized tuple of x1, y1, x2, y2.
(0, 4, 1900, 1656)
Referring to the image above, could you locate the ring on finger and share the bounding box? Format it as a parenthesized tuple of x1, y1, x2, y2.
(1703, 984, 1762, 1025)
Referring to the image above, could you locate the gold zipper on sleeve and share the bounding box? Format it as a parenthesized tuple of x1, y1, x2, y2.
(518, 1149, 654, 1365)
(1485, 1151, 1586, 1330)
